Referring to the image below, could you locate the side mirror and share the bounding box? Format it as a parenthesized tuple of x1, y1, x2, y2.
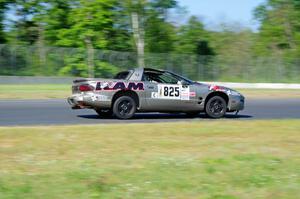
(178, 80, 190, 86)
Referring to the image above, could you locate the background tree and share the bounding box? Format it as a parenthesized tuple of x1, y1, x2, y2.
(254, 0, 300, 57)
(124, 0, 147, 68)
(0, 0, 13, 43)
(123, 0, 178, 67)
(7, 0, 40, 45)
(1, 0, 299, 82)
(55, 0, 119, 77)
(41, 0, 72, 46)
(145, 0, 177, 53)
(174, 16, 212, 55)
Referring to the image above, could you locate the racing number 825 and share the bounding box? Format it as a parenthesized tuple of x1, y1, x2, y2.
(163, 86, 180, 97)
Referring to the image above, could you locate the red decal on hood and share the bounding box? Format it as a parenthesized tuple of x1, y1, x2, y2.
(209, 85, 226, 92)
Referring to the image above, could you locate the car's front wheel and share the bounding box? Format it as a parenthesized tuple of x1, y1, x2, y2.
(113, 96, 136, 119)
(205, 96, 227, 119)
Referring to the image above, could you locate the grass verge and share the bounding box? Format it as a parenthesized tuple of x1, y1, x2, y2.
(239, 89, 300, 99)
(1, 120, 300, 198)
(0, 84, 70, 99)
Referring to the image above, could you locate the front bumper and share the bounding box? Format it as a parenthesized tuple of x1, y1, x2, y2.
(228, 95, 245, 111)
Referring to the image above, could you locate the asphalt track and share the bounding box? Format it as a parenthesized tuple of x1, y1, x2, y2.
(0, 98, 300, 126)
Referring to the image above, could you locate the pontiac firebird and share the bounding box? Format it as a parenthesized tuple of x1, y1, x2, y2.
(68, 68, 245, 119)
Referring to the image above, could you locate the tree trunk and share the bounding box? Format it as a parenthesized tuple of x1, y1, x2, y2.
(37, 24, 46, 73)
(131, 12, 145, 68)
(85, 37, 94, 78)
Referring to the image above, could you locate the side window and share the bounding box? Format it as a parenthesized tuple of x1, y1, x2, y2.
(114, 71, 130, 80)
(143, 71, 191, 85)
(159, 72, 180, 84)
(143, 72, 163, 83)
(164, 72, 192, 85)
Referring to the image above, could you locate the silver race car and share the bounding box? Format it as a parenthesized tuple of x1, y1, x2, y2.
(68, 68, 245, 119)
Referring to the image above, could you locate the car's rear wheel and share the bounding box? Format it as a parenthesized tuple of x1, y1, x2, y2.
(205, 96, 227, 119)
(113, 96, 136, 119)
(95, 109, 112, 118)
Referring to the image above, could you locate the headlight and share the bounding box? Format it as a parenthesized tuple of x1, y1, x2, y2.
(227, 90, 241, 96)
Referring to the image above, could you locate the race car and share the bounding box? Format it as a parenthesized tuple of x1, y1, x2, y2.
(67, 68, 245, 119)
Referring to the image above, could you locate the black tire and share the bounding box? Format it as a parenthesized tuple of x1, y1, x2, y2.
(205, 96, 227, 119)
(185, 112, 200, 118)
(112, 96, 136, 119)
(95, 109, 112, 118)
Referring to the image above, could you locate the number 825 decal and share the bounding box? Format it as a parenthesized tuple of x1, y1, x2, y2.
(158, 85, 181, 99)
(163, 86, 180, 97)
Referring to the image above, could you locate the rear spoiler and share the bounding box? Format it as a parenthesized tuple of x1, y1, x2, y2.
(73, 78, 113, 84)
(73, 79, 93, 83)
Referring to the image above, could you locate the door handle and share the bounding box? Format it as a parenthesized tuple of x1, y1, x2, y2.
(147, 86, 154, 89)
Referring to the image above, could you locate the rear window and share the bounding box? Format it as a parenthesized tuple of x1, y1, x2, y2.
(114, 71, 131, 80)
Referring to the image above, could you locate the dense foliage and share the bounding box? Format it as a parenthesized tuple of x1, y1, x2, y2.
(0, 0, 299, 82)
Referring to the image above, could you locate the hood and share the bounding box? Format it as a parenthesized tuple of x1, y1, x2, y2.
(196, 81, 242, 96)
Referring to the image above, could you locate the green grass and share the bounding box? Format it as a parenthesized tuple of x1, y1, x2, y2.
(238, 89, 300, 99)
(1, 120, 300, 198)
(0, 84, 299, 100)
(0, 84, 70, 99)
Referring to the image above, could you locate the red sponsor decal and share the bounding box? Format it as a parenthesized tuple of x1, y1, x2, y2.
(189, 92, 196, 97)
(209, 85, 226, 92)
